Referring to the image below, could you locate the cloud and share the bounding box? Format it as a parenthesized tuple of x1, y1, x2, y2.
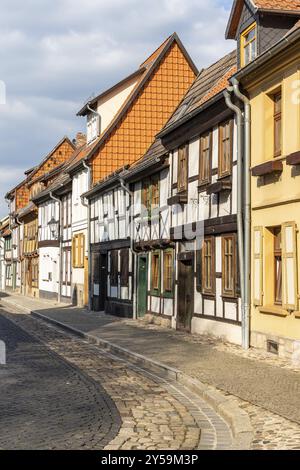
(0, 0, 234, 217)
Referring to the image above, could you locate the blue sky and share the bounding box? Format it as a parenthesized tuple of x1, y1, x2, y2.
(0, 0, 235, 217)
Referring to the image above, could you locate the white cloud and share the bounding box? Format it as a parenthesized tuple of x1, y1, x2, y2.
(0, 0, 234, 217)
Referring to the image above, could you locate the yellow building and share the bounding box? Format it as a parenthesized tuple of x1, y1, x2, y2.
(235, 24, 300, 359)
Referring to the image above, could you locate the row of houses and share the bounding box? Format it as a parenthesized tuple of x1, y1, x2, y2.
(2, 0, 300, 361)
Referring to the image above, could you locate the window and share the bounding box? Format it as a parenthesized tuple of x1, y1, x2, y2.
(202, 237, 215, 295)
(120, 249, 129, 287)
(151, 177, 160, 208)
(177, 144, 188, 192)
(151, 251, 160, 294)
(163, 250, 174, 296)
(273, 91, 282, 157)
(273, 227, 282, 305)
(110, 250, 118, 286)
(87, 112, 100, 144)
(72, 233, 85, 268)
(219, 120, 233, 178)
(199, 131, 212, 186)
(142, 176, 160, 217)
(222, 234, 236, 298)
(241, 23, 257, 67)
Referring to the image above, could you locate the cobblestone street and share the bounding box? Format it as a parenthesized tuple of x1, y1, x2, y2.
(0, 309, 232, 450)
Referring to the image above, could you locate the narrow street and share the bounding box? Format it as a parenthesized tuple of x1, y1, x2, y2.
(0, 309, 232, 450)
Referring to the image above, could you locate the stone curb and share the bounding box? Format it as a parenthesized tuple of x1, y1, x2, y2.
(1, 297, 253, 449)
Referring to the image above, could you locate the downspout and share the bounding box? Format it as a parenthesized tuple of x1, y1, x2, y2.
(231, 77, 251, 350)
(82, 160, 92, 311)
(49, 191, 62, 303)
(119, 177, 139, 320)
(223, 88, 245, 343)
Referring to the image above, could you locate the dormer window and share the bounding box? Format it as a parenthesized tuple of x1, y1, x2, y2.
(87, 112, 100, 145)
(241, 23, 257, 67)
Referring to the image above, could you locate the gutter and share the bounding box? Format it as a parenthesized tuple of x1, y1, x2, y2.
(119, 177, 139, 320)
(49, 191, 62, 303)
(81, 160, 92, 311)
(223, 88, 245, 343)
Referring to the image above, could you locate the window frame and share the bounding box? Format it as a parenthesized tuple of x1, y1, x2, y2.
(199, 130, 212, 186)
(273, 90, 282, 158)
(218, 119, 233, 179)
(222, 234, 237, 298)
(163, 249, 174, 298)
(151, 250, 161, 296)
(241, 22, 257, 67)
(202, 236, 215, 296)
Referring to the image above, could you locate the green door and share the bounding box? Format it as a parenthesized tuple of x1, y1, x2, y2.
(137, 255, 148, 318)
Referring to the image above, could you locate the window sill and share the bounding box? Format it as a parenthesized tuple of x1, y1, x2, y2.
(206, 181, 232, 195)
(251, 160, 283, 177)
(294, 311, 300, 318)
(167, 192, 188, 206)
(258, 306, 288, 317)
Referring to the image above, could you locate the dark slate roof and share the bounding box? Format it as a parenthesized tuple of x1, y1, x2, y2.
(159, 50, 237, 136)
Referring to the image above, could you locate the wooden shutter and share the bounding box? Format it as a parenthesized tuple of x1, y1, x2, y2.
(282, 222, 297, 311)
(253, 227, 263, 306)
(120, 249, 129, 287)
(177, 145, 188, 192)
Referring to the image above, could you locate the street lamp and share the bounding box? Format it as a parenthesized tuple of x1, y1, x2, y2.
(48, 217, 59, 239)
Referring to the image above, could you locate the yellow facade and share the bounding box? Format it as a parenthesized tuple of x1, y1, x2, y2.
(245, 43, 300, 356)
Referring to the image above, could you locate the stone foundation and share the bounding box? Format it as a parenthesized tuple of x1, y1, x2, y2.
(251, 330, 300, 364)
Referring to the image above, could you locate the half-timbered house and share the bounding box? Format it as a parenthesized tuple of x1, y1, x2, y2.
(32, 136, 86, 303)
(6, 137, 75, 298)
(81, 34, 197, 316)
(149, 50, 243, 344)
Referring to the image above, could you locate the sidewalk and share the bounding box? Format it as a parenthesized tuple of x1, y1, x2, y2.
(1, 291, 300, 424)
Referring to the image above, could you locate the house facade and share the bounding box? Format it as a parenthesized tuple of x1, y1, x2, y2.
(231, 24, 300, 358)
(81, 34, 197, 317)
(0, 217, 10, 291)
(225, 1, 300, 354)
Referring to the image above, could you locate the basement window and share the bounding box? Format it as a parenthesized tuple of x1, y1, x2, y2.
(267, 340, 279, 355)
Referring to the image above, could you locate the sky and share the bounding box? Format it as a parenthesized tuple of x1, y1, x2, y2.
(0, 0, 235, 218)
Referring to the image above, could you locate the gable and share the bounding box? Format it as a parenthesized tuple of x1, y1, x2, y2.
(29, 139, 75, 185)
(16, 183, 30, 212)
(90, 41, 196, 184)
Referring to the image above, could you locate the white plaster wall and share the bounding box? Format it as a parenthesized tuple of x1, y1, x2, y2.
(96, 75, 139, 133)
(191, 317, 242, 345)
(39, 246, 59, 295)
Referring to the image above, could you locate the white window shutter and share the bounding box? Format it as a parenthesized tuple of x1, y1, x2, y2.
(253, 227, 263, 306)
(282, 222, 298, 311)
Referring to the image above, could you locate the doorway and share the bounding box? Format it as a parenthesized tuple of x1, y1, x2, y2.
(137, 255, 148, 318)
(177, 258, 194, 332)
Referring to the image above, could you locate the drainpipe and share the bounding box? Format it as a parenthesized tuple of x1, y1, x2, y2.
(82, 160, 92, 311)
(231, 77, 251, 350)
(119, 177, 139, 319)
(223, 88, 245, 341)
(49, 192, 62, 303)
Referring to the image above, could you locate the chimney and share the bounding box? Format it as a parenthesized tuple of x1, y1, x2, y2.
(75, 132, 87, 148)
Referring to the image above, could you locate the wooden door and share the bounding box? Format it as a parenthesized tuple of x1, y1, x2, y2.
(99, 254, 107, 311)
(137, 255, 148, 318)
(177, 259, 194, 332)
(91, 252, 107, 311)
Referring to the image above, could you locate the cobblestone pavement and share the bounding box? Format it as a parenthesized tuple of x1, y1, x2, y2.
(0, 309, 232, 450)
